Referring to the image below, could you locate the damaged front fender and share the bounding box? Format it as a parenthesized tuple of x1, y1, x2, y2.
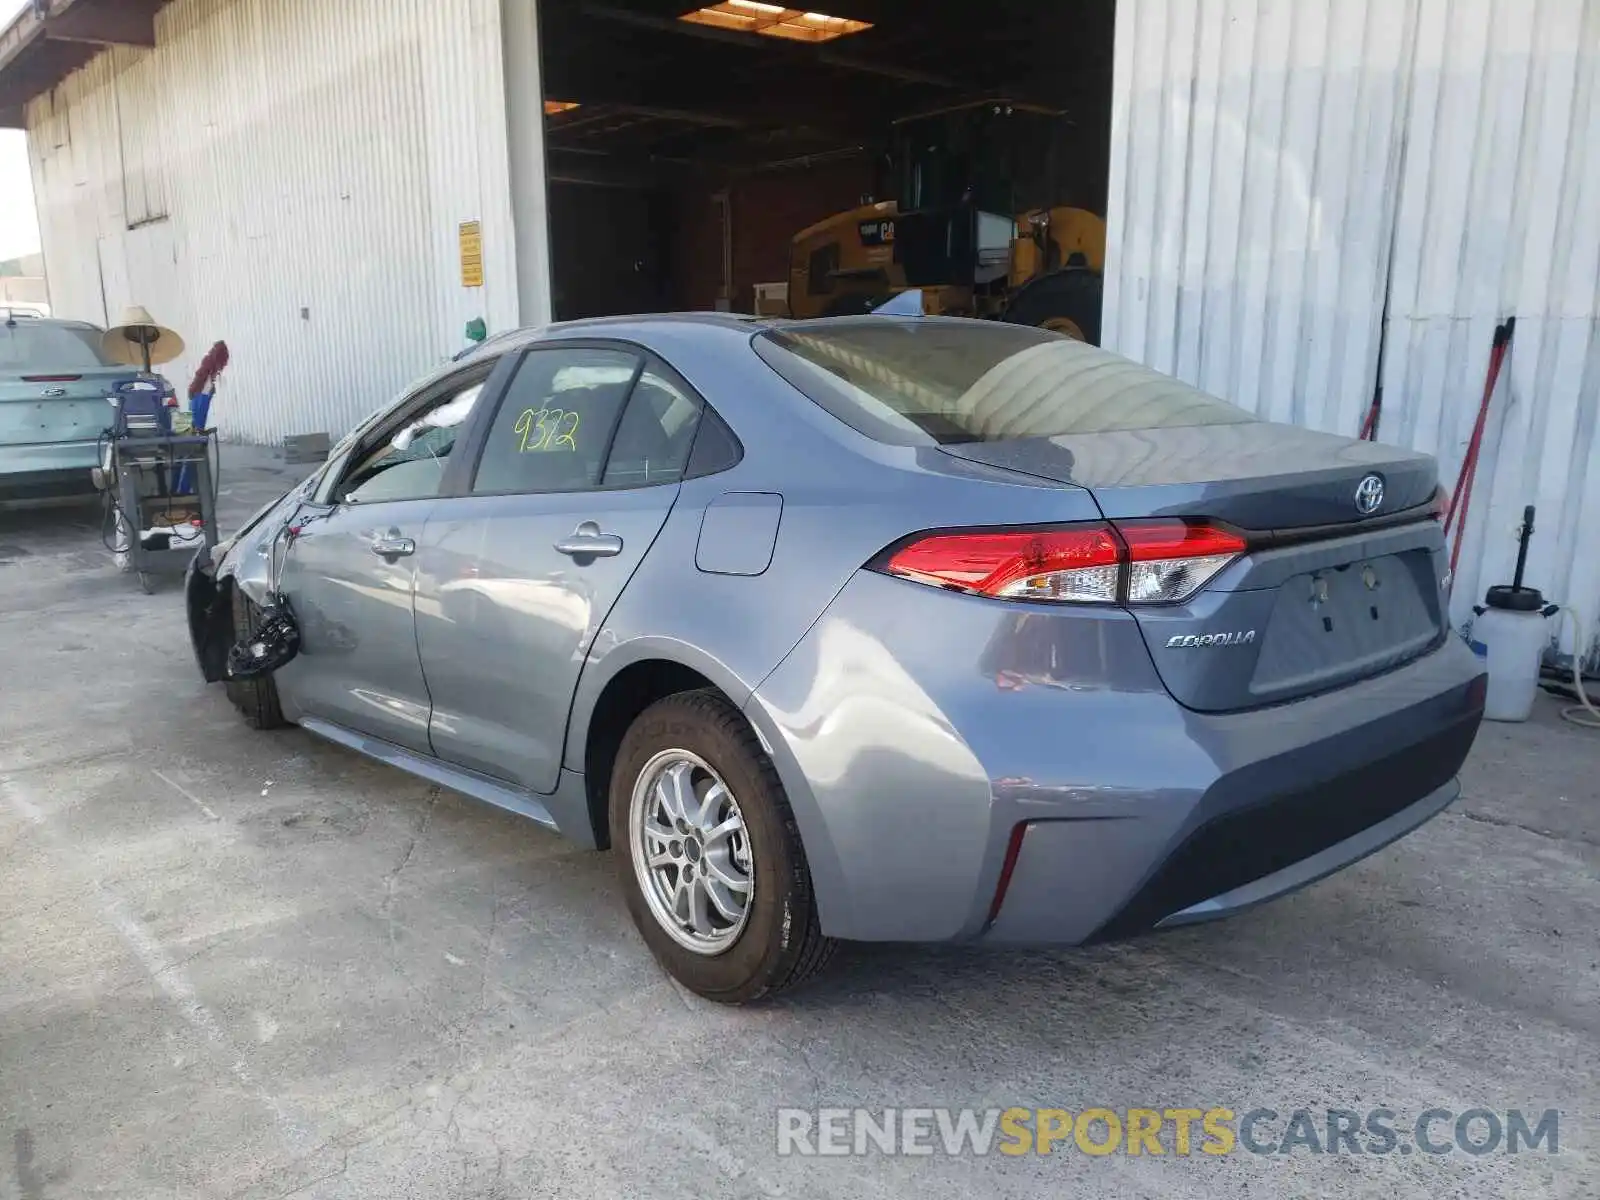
(185, 478, 314, 683)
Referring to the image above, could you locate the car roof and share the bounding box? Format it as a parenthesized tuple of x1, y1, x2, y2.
(550, 311, 772, 333)
(463, 312, 982, 358)
(1, 311, 103, 332)
(542, 311, 777, 345)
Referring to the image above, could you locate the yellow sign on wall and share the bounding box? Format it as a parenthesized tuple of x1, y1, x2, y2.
(459, 220, 484, 288)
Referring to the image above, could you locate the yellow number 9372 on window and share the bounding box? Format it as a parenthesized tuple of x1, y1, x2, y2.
(513, 407, 579, 452)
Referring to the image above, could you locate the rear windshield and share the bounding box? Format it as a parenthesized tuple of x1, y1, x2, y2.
(755, 318, 1251, 445)
(0, 321, 115, 372)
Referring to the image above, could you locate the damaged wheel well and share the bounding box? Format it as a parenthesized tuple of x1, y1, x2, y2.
(582, 660, 720, 849)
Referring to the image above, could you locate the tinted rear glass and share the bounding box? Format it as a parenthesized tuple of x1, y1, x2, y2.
(755, 318, 1251, 445)
(0, 321, 115, 372)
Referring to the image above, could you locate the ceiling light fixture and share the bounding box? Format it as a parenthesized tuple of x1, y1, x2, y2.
(678, 3, 872, 43)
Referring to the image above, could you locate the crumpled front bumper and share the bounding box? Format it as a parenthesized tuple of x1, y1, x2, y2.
(185, 543, 231, 682)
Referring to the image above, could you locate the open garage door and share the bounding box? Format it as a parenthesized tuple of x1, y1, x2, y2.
(535, 0, 1117, 336)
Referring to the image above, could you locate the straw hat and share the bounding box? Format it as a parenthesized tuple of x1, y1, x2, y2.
(102, 305, 185, 367)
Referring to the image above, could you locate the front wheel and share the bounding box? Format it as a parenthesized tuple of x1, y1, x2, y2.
(224, 588, 290, 730)
(610, 690, 837, 1003)
(1001, 267, 1104, 345)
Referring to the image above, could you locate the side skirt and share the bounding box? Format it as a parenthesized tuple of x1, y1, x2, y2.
(299, 716, 559, 832)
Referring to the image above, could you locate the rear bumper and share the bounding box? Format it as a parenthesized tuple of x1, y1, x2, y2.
(747, 570, 1485, 944)
(988, 707, 1472, 945)
(0, 441, 99, 497)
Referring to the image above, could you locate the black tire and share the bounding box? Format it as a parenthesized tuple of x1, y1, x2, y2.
(224, 587, 289, 730)
(1001, 268, 1104, 345)
(609, 690, 837, 1003)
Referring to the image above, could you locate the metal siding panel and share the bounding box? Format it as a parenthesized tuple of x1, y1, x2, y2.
(1106, 0, 1600, 661)
(23, 0, 524, 446)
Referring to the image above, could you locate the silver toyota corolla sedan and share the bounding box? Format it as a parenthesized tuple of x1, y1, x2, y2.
(187, 314, 1486, 1003)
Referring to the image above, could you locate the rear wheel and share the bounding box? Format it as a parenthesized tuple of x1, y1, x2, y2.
(224, 588, 289, 730)
(1002, 268, 1104, 345)
(610, 690, 837, 1003)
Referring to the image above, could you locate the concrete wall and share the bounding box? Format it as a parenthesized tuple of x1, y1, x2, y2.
(1105, 0, 1600, 659)
(0, 251, 47, 311)
(24, 0, 543, 444)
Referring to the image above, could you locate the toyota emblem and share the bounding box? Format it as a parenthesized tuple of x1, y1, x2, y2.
(1355, 473, 1385, 515)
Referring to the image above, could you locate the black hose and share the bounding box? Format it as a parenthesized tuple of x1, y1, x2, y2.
(96, 430, 133, 555)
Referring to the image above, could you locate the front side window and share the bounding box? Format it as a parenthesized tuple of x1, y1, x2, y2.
(340, 374, 489, 504)
(472, 348, 642, 494)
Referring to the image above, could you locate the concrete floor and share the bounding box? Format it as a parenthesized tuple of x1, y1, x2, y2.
(0, 446, 1596, 1200)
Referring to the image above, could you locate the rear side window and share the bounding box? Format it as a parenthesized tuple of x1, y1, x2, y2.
(601, 369, 702, 487)
(0, 321, 115, 371)
(472, 348, 641, 494)
(755, 318, 1252, 446)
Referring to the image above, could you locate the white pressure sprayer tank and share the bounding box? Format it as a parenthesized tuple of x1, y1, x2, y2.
(1473, 588, 1556, 722)
(1470, 504, 1557, 722)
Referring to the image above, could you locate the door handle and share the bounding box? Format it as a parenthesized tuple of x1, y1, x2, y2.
(368, 529, 416, 559)
(554, 521, 623, 559)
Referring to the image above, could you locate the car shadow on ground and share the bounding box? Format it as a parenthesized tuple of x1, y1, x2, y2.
(0, 495, 108, 570)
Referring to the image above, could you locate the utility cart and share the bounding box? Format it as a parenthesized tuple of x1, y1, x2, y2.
(110, 431, 218, 593)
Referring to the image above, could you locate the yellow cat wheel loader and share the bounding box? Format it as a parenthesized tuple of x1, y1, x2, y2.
(788, 101, 1107, 343)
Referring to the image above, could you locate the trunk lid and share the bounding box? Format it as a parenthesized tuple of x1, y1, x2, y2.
(942, 424, 1449, 711)
(939, 420, 1438, 529)
(0, 373, 120, 452)
(0, 319, 123, 458)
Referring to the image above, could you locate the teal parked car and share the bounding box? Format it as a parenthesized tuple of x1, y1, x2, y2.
(1, 312, 123, 498)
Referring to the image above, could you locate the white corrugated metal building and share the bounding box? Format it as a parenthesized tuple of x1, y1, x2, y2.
(7, 0, 548, 446)
(2, 0, 1596, 652)
(1107, 0, 1600, 653)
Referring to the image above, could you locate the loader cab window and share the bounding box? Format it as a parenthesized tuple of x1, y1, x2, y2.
(893, 104, 1064, 217)
(807, 243, 839, 296)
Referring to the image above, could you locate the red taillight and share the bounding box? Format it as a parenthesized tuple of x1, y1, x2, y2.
(1117, 520, 1247, 604)
(22, 374, 82, 383)
(1117, 521, 1247, 560)
(879, 520, 1246, 605)
(884, 526, 1121, 602)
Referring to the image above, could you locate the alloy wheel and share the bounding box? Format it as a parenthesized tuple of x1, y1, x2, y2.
(628, 749, 754, 955)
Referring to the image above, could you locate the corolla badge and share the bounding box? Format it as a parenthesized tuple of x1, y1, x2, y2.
(1355, 473, 1385, 515)
(1166, 630, 1257, 648)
